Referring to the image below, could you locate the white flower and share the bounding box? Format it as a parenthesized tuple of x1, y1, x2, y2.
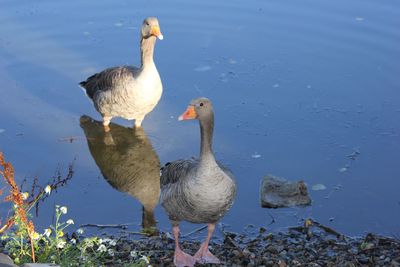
(108, 249, 114, 257)
(21, 192, 29, 200)
(66, 219, 74, 225)
(77, 228, 84, 235)
(44, 185, 51, 195)
(43, 228, 52, 237)
(140, 255, 150, 264)
(56, 240, 66, 249)
(97, 244, 107, 253)
(101, 238, 111, 243)
(130, 251, 137, 258)
(60, 206, 67, 214)
(70, 238, 76, 245)
(109, 239, 117, 246)
(31, 232, 40, 240)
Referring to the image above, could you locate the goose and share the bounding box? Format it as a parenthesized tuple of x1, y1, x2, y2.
(79, 17, 163, 130)
(160, 97, 237, 266)
(80, 115, 160, 231)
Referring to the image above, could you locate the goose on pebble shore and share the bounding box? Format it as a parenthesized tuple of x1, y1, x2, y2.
(160, 97, 237, 267)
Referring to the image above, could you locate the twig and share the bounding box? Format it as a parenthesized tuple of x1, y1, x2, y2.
(289, 219, 343, 239)
(121, 230, 151, 236)
(267, 212, 275, 226)
(58, 136, 84, 143)
(288, 226, 304, 233)
(80, 223, 134, 229)
(217, 223, 243, 255)
(182, 225, 207, 238)
(312, 220, 343, 238)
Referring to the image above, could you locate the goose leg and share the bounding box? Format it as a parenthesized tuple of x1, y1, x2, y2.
(134, 116, 144, 128)
(103, 131, 115, 146)
(194, 223, 220, 264)
(102, 116, 112, 132)
(172, 225, 196, 267)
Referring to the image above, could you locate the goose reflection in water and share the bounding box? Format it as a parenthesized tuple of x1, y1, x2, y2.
(80, 115, 160, 232)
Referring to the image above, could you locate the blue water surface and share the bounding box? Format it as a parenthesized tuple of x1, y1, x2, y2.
(0, 0, 399, 237)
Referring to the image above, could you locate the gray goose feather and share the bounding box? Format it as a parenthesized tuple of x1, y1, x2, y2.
(160, 98, 236, 225)
(79, 17, 163, 128)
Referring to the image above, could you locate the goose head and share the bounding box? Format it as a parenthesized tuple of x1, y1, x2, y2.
(141, 17, 163, 40)
(178, 97, 213, 121)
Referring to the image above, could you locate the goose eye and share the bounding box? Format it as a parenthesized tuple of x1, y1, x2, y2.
(199, 102, 204, 107)
(145, 21, 150, 26)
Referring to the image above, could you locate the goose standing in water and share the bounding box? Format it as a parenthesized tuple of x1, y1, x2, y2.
(79, 17, 163, 130)
(161, 98, 237, 266)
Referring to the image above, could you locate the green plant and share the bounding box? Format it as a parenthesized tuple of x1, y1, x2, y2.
(3, 205, 152, 266)
(1, 152, 152, 266)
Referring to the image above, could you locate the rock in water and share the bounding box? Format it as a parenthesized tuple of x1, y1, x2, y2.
(260, 175, 311, 208)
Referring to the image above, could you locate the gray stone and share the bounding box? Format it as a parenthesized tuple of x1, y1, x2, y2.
(260, 175, 312, 208)
(0, 253, 17, 267)
(391, 260, 400, 267)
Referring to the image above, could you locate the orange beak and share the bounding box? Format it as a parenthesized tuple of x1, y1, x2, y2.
(178, 105, 197, 121)
(151, 25, 164, 40)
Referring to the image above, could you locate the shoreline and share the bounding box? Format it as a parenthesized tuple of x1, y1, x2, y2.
(1, 221, 399, 266)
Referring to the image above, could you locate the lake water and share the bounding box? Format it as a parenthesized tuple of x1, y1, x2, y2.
(0, 0, 399, 237)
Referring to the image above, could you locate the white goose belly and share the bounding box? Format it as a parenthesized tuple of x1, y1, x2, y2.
(125, 79, 162, 119)
(106, 68, 162, 119)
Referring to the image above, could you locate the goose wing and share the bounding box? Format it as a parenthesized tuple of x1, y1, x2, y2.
(218, 162, 235, 180)
(79, 66, 140, 99)
(160, 158, 199, 186)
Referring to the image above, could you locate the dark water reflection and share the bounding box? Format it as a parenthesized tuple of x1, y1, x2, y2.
(80, 116, 160, 231)
(0, 0, 399, 237)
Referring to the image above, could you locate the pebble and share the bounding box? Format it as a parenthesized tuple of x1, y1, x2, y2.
(1, 227, 399, 267)
(266, 245, 278, 254)
(391, 260, 400, 266)
(22, 264, 60, 267)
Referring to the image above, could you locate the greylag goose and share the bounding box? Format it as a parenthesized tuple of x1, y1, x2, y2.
(160, 98, 236, 266)
(80, 115, 160, 231)
(79, 17, 163, 129)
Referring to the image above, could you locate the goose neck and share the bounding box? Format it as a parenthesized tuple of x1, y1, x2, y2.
(199, 114, 216, 164)
(140, 36, 156, 68)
